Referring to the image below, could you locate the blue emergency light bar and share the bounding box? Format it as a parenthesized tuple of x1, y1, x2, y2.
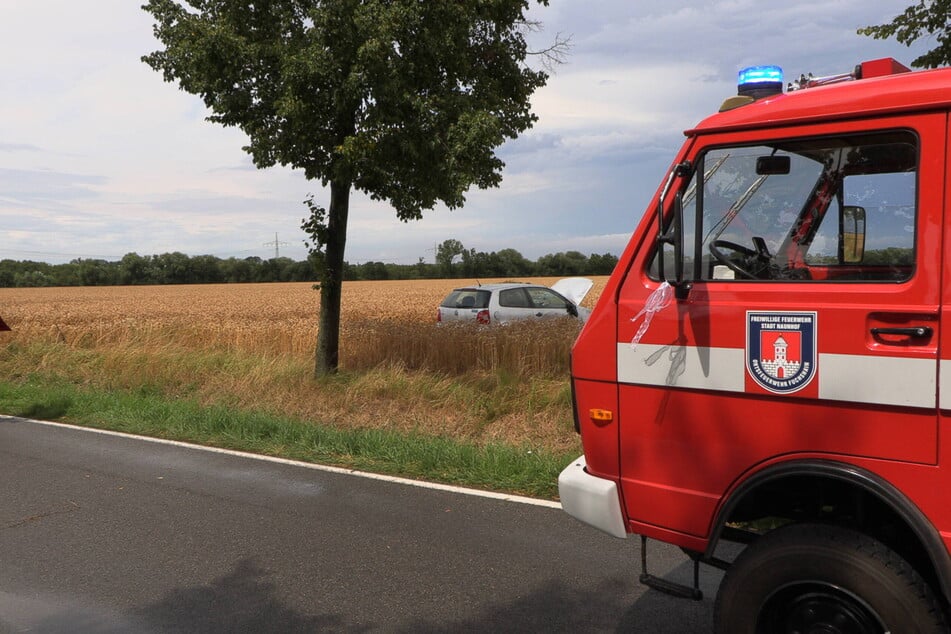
(737, 65, 784, 98)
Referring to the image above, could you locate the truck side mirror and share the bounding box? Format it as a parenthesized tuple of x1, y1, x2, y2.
(842, 205, 866, 263)
(672, 189, 685, 287)
(655, 162, 691, 298)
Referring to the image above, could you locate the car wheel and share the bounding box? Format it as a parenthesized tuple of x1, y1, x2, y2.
(714, 523, 948, 634)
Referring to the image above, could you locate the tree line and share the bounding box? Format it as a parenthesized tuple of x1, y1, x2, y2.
(0, 245, 618, 288)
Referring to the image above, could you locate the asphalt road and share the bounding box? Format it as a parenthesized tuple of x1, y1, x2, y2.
(0, 417, 722, 633)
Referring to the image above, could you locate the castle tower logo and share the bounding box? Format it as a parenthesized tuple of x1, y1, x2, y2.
(746, 311, 817, 394)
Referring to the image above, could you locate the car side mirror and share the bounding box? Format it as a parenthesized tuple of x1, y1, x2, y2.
(567, 303, 578, 317)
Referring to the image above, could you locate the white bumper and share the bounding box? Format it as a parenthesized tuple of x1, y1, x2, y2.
(558, 455, 628, 539)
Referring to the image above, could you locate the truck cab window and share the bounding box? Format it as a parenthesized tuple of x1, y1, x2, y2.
(653, 131, 918, 282)
(809, 171, 916, 277)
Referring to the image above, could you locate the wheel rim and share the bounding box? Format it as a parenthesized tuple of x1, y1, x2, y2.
(759, 582, 887, 634)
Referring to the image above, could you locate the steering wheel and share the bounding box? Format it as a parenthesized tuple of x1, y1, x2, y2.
(709, 237, 772, 279)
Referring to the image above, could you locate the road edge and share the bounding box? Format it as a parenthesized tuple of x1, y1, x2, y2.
(0, 415, 563, 509)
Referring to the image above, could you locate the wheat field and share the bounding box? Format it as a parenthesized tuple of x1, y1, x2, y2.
(0, 277, 607, 362)
(0, 278, 606, 452)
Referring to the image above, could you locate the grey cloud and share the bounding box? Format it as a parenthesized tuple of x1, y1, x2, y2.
(0, 143, 42, 153)
(207, 157, 260, 173)
(0, 167, 106, 205)
(2, 209, 310, 264)
(143, 193, 295, 216)
(499, 133, 563, 157)
(558, 1, 926, 77)
(505, 128, 680, 175)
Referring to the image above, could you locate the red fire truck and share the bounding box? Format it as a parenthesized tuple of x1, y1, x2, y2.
(560, 59, 951, 633)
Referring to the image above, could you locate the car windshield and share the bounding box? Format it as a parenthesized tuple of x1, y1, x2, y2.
(441, 289, 490, 309)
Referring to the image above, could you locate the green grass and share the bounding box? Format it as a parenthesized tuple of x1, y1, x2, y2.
(0, 377, 573, 500)
(0, 319, 582, 500)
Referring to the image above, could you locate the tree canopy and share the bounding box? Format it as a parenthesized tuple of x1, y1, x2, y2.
(859, 1, 951, 68)
(142, 0, 553, 374)
(435, 239, 465, 277)
(0, 246, 619, 288)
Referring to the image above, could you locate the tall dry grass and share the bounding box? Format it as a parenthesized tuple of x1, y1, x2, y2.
(344, 319, 580, 376)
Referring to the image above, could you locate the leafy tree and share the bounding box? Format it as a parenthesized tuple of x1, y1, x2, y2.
(53, 262, 81, 286)
(217, 257, 248, 283)
(153, 252, 193, 284)
(859, 2, 951, 68)
(537, 250, 588, 276)
(0, 261, 16, 287)
(15, 270, 54, 288)
(143, 0, 555, 375)
(361, 261, 390, 281)
(588, 252, 619, 275)
(436, 239, 466, 278)
(283, 259, 316, 282)
(414, 257, 431, 279)
(191, 254, 224, 284)
(0, 246, 623, 287)
(459, 247, 479, 278)
(119, 253, 151, 285)
(495, 248, 534, 276)
(74, 259, 117, 286)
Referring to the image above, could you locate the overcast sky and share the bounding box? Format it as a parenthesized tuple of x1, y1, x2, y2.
(0, 1, 931, 265)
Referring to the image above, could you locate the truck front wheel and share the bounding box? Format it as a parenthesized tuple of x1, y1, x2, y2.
(714, 523, 947, 634)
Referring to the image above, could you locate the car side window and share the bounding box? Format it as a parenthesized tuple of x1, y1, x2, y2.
(499, 288, 531, 308)
(442, 290, 490, 308)
(526, 288, 569, 309)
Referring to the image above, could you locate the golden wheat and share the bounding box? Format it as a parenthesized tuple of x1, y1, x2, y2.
(0, 278, 604, 452)
(0, 278, 607, 365)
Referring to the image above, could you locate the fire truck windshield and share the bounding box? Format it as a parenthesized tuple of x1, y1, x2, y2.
(655, 130, 917, 282)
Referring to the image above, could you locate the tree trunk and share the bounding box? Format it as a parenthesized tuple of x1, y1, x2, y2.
(314, 180, 351, 376)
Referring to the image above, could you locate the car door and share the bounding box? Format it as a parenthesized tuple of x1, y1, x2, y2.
(525, 287, 573, 320)
(440, 289, 489, 323)
(614, 115, 943, 538)
(493, 287, 534, 323)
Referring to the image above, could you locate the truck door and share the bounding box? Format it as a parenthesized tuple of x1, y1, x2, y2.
(615, 115, 943, 539)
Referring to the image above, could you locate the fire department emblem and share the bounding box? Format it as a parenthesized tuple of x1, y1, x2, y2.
(746, 311, 817, 394)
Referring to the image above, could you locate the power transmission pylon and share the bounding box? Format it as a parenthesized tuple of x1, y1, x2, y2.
(263, 233, 290, 259)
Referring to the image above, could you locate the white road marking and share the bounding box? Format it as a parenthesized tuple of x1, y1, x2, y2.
(0, 415, 562, 509)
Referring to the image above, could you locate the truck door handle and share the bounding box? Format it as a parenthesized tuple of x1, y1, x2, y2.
(871, 326, 933, 338)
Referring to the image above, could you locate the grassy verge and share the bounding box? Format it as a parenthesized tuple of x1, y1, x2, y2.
(0, 374, 575, 500)
(0, 305, 585, 500)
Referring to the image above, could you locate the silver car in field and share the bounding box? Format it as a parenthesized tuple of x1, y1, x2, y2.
(436, 278, 593, 325)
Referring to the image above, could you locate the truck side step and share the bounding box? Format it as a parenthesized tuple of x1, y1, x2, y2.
(638, 536, 703, 601)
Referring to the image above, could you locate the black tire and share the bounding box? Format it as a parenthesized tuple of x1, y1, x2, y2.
(714, 523, 948, 634)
